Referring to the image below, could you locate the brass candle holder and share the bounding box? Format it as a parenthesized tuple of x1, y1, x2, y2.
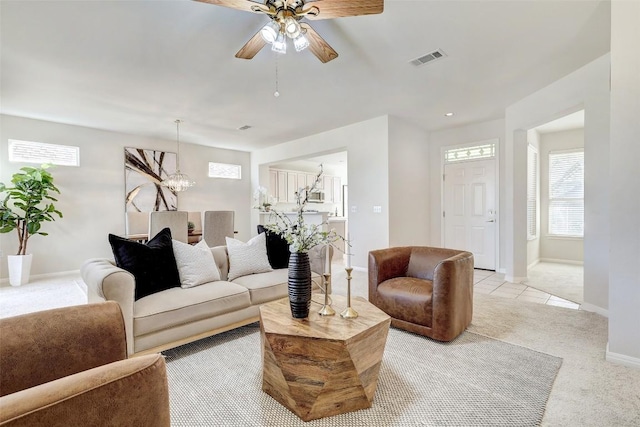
(318, 273, 335, 316)
(340, 267, 358, 319)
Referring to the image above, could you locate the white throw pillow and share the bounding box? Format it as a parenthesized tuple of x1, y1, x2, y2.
(172, 239, 221, 288)
(226, 233, 273, 281)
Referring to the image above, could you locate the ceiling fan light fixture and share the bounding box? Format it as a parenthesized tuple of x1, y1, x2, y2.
(260, 21, 280, 44)
(284, 17, 301, 38)
(271, 31, 287, 54)
(293, 33, 309, 52)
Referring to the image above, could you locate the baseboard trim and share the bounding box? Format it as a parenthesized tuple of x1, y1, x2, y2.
(581, 302, 609, 317)
(527, 259, 540, 270)
(539, 258, 584, 266)
(606, 343, 640, 369)
(504, 275, 527, 283)
(0, 269, 81, 288)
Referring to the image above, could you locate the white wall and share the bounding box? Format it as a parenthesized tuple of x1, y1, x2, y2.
(0, 115, 252, 280)
(428, 118, 505, 267)
(388, 116, 430, 246)
(504, 54, 610, 312)
(539, 128, 584, 263)
(607, 0, 640, 365)
(252, 116, 389, 269)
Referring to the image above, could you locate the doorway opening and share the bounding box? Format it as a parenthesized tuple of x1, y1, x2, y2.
(524, 110, 584, 305)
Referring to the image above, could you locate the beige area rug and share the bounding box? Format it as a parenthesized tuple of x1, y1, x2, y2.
(524, 262, 583, 304)
(164, 323, 561, 426)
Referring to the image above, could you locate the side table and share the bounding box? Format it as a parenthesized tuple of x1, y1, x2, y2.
(259, 294, 391, 421)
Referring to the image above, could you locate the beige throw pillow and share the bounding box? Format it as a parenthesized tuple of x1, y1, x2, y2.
(172, 239, 221, 288)
(226, 233, 273, 281)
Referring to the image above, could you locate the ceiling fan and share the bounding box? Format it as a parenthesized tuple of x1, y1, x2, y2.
(195, 0, 384, 63)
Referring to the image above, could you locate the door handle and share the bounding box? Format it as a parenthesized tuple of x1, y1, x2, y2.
(486, 219, 495, 223)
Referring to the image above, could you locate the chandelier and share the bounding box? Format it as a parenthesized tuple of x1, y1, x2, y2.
(259, 14, 309, 54)
(162, 119, 194, 192)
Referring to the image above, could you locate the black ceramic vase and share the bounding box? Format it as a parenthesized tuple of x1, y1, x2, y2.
(288, 252, 312, 318)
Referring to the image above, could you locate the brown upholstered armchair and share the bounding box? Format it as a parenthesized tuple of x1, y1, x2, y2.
(369, 247, 474, 342)
(0, 302, 170, 426)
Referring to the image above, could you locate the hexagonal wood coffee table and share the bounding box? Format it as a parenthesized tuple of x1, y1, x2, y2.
(259, 294, 391, 421)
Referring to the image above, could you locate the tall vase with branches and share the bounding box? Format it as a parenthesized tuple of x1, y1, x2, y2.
(263, 165, 344, 317)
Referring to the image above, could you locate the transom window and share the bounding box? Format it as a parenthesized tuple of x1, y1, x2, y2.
(444, 143, 495, 163)
(8, 139, 80, 166)
(208, 162, 242, 179)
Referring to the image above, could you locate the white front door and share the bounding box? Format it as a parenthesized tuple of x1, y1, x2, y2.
(444, 159, 497, 270)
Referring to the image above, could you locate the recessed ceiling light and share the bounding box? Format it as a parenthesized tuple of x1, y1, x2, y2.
(444, 112, 454, 117)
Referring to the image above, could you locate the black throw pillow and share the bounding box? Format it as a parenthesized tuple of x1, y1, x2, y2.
(257, 225, 291, 269)
(108, 227, 181, 300)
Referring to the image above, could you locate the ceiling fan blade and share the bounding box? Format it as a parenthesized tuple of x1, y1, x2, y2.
(300, 23, 338, 63)
(194, 0, 266, 14)
(235, 29, 268, 59)
(303, 0, 383, 20)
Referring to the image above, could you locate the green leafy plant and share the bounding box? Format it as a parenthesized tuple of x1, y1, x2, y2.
(0, 165, 63, 255)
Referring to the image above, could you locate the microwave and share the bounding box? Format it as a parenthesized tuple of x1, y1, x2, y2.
(308, 190, 325, 203)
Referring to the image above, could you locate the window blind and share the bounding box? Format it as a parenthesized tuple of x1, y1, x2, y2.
(527, 145, 538, 240)
(548, 150, 584, 237)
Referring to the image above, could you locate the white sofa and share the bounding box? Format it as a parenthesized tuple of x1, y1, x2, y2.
(81, 245, 329, 356)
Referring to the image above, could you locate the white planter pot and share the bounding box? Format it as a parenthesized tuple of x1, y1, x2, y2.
(7, 254, 33, 287)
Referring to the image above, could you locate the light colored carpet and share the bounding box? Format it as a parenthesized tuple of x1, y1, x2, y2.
(524, 262, 583, 304)
(470, 293, 640, 427)
(0, 273, 86, 319)
(3, 266, 639, 426)
(163, 323, 561, 426)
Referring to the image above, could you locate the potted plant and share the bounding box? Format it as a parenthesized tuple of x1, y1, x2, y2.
(0, 165, 63, 286)
(188, 221, 195, 234)
(253, 186, 273, 212)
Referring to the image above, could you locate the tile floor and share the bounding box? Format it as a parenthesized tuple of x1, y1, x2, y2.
(473, 269, 580, 309)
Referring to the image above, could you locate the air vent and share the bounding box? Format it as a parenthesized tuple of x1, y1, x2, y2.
(410, 49, 447, 67)
(238, 125, 252, 131)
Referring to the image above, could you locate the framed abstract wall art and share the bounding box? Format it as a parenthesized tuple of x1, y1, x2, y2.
(124, 147, 177, 212)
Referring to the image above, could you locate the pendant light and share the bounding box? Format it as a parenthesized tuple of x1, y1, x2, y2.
(162, 119, 194, 192)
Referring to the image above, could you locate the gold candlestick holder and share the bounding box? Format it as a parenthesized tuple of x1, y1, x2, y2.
(318, 273, 335, 316)
(340, 267, 358, 319)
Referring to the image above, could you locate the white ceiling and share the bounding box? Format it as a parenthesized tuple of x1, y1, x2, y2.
(0, 0, 610, 152)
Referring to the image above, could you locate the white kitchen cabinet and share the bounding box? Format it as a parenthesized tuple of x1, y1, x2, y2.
(286, 172, 298, 203)
(276, 171, 287, 203)
(269, 170, 278, 201)
(332, 176, 342, 203)
(307, 173, 320, 190)
(323, 176, 333, 201)
(269, 168, 342, 205)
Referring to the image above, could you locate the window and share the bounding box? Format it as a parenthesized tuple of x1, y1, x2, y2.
(444, 143, 495, 163)
(548, 149, 584, 237)
(208, 162, 241, 179)
(527, 145, 538, 240)
(8, 139, 80, 166)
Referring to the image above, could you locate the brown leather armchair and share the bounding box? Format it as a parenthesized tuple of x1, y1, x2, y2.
(369, 246, 474, 342)
(0, 302, 170, 426)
